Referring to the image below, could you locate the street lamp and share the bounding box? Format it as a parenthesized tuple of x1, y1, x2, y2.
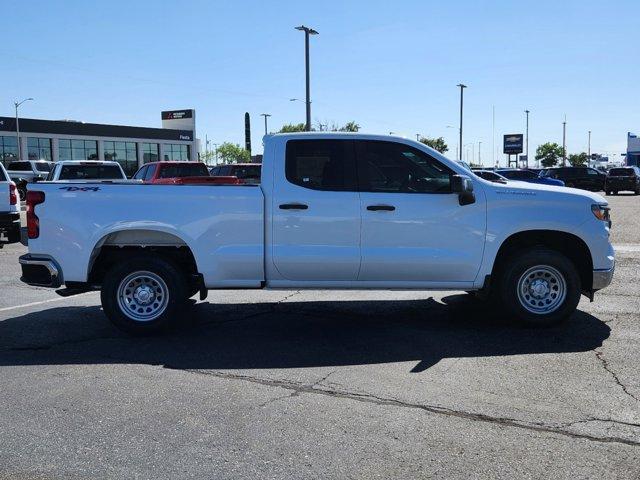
(260, 113, 272, 135)
(295, 25, 319, 132)
(14, 97, 34, 159)
(456, 84, 467, 161)
(524, 109, 530, 168)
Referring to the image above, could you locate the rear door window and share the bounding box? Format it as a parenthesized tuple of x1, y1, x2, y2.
(58, 165, 125, 180)
(157, 163, 208, 178)
(285, 139, 357, 191)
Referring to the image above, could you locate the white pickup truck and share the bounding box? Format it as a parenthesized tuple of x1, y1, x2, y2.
(19, 133, 615, 334)
(0, 163, 21, 246)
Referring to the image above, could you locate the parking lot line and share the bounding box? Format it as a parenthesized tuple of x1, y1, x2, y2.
(614, 244, 640, 252)
(0, 292, 93, 313)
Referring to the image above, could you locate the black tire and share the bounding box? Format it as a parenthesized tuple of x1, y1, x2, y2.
(101, 254, 188, 335)
(496, 248, 581, 327)
(606, 191, 612, 196)
(613, 191, 618, 195)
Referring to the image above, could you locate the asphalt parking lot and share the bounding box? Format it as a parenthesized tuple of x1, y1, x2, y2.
(0, 195, 639, 479)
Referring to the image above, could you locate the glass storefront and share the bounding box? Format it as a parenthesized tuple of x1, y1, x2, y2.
(163, 144, 190, 161)
(27, 137, 52, 161)
(141, 143, 159, 163)
(59, 139, 98, 160)
(104, 141, 138, 177)
(0, 136, 18, 166)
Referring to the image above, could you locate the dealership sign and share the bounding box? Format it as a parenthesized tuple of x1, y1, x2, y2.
(503, 134, 524, 154)
(161, 110, 194, 120)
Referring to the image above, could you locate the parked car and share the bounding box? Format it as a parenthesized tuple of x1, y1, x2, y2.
(210, 163, 262, 184)
(605, 166, 640, 195)
(495, 169, 565, 187)
(6, 160, 54, 198)
(539, 167, 605, 191)
(46, 161, 126, 181)
(19, 133, 614, 334)
(132, 161, 231, 184)
(472, 170, 507, 183)
(0, 163, 20, 247)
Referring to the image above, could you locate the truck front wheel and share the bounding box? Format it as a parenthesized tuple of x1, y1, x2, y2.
(498, 248, 581, 327)
(101, 255, 187, 335)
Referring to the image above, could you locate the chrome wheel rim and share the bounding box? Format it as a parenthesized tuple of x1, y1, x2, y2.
(516, 265, 567, 315)
(117, 271, 169, 322)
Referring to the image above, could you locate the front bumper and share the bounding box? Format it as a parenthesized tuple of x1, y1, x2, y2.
(0, 212, 20, 244)
(593, 264, 615, 290)
(19, 254, 62, 288)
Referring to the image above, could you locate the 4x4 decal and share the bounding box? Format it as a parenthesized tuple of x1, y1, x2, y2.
(59, 186, 100, 192)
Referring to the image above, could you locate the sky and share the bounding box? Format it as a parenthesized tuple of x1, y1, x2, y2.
(2, 0, 638, 166)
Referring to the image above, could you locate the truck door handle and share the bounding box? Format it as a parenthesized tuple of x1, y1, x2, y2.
(279, 203, 308, 210)
(367, 205, 395, 211)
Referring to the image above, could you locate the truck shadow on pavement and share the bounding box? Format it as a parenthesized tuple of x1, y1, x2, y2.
(0, 294, 610, 373)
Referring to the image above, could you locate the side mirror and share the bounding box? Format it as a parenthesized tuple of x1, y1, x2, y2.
(451, 174, 476, 206)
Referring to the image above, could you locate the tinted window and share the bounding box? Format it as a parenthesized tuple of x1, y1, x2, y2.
(8, 161, 32, 171)
(158, 163, 208, 179)
(0, 166, 6, 181)
(587, 168, 599, 176)
(230, 165, 261, 180)
(499, 170, 537, 180)
(609, 168, 634, 176)
(34, 162, 52, 172)
(357, 141, 452, 193)
(285, 140, 356, 191)
(58, 165, 124, 180)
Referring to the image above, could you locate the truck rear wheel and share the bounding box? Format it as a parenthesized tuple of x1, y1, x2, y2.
(101, 255, 187, 335)
(497, 248, 581, 327)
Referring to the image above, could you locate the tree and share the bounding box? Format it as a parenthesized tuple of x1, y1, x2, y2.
(418, 136, 449, 154)
(279, 123, 307, 133)
(535, 142, 564, 168)
(338, 121, 360, 132)
(568, 152, 588, 167)
(216, 142, 251, 164)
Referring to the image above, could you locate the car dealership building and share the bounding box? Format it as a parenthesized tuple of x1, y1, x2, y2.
(0, 109, 197, 176)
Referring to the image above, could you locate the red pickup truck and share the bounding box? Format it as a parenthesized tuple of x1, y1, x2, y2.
(132, 161, 241, 184)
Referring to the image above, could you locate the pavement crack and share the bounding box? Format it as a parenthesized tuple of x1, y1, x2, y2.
(165, 367, 640, 448)
(594, 350, 639, 402)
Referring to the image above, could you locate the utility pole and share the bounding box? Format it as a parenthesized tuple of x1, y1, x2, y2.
(260, 113, 271, 135)
(588, 130, 592, 164)
(478, 141, 482, 166)
(295, 25, 318, 131)
(525, 109, 530, 168)
(14, 97, 34, 160)
(457, 84, 467, 161)
(562, 115, 567, 166)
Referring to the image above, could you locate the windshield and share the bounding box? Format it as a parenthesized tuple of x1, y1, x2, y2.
(609, 168, 634, 176)
(58, 165, 124, 180)
(158, 164, 209, 178)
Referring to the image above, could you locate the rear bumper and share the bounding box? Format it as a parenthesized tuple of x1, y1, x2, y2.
(0, 212, 20, 244)
(19, 254, 62, 288)
(593, 264, 615, 290)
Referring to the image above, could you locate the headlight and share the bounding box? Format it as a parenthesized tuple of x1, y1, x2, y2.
(591, 204, 611, 227)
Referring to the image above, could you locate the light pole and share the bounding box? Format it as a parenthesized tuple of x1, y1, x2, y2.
(260, 113, 271, 135)
(524, 109, 530, 168)
(295, 25, 318, 132)
(562, 115, 567, 166)
(14, 97, 34, 160)
(456, 84, 467, 161)
(478, 141, 482, 166)
(212, 143, 218, 165)
(588, 130, 591, 164)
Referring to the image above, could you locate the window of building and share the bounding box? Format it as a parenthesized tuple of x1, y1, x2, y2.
(104, 141, 138, 177)
(59, 139, 98, 161)
(163, 144, 190, 161)
(285, 139, 357, 191)
(141, 143, 159, 164)
(27, 137, 52, 161)
(356, 141, 452, 193)
(0, 136, 18, 166)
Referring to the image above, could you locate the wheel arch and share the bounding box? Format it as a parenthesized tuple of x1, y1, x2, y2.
(87, 229, 200, 286)
(492, 229, 594, 291)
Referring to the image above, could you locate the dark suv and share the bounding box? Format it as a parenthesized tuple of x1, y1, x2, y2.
(605, 166, 640, 195)
(539, 167, 605, 191)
